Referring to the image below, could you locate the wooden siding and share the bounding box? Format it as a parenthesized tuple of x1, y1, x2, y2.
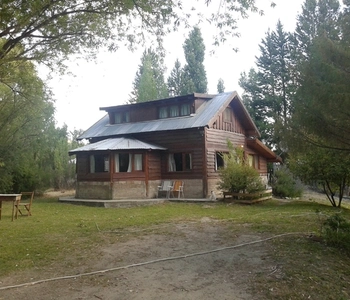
(132, 128, 205, 181)
(75, 129, 205, 183)
(206, 129, 245, 180)
(211, 106, 245, 134)
(206, 128, 268, 178)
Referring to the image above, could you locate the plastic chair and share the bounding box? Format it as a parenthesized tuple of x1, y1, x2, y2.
(157, 181, 173, 198)
(16, 192, 34, 217)
(169, 181, 184, 199)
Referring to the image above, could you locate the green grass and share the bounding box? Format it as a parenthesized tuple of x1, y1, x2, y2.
(1, 195, 350, 298)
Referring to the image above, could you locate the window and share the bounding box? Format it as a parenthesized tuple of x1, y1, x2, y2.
(168, 153, 192, 172)
(180, 104, 191, 116)
(114, 111, 130, 124)
(159, 107, 168, 119)
(248, 154, 259, 169)
(215, 152, 225, 170)
(223, 107, 232, 122)
(159, 103, 191, 119)
(134, 154, 143, 171)
(90, 154, 109, 173)
(115, 153, 143, 172)
(169, 105, 179, 117)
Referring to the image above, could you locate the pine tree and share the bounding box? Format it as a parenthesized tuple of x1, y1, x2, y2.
(217, 78, 225, 93)
(290, 35, 350, 151)
(130, 48, 168, 103)
(167, 59, 185, 96)
(181, 27, 208, 94)
(239, 21, 294, 153)
(294, 0, 341, 62)
(137, 56, 158, 102)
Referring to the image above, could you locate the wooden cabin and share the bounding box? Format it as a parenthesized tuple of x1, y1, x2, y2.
(69, 92, 281, 200)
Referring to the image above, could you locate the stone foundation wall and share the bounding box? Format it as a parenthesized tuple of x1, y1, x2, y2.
(75, 179, 206, 200)
(111, 181, 147, 199)
(207, 178, 222, 199)
(76, 182, 111, 199)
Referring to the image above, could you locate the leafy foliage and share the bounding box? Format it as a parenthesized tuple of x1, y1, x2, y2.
(0, 58, 81, 192)
(0, 0, 266, 79)
(218, 141, 264, 193)
(322, 213, 350, 252)
(289, 146, 350, 207)
(271, 165, 303, 198)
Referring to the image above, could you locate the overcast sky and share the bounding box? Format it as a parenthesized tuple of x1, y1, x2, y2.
(42, 0, 305, 132)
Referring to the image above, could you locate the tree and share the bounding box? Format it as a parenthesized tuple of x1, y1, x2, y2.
(294, 0, 341, 62)
(0, 59, 57, 192)
(130, 48, 168, 102)
(136, 57, 159, 102)
(218, 141, 264, 194)
(239, 21, 294, 156)
(167, 59, 185, 96)
(0, 1, 267, 78)
(289, 144, 350, 208)
(240, 68, 273, 145)
(288, 35, 350, 151)
(181, 27, 208, 94)
(217, 78, 225, 93)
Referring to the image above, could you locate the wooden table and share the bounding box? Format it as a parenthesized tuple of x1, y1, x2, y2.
(0, 194, 21, 221)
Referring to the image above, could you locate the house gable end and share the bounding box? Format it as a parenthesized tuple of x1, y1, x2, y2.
(207, 92, 260, 138)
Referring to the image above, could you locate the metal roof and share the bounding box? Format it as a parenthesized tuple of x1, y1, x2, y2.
(78, 92, 259, 140)
(69, 137, 167, 154)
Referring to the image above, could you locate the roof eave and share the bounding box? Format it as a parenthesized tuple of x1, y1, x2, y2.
(246, 138, 282, 163)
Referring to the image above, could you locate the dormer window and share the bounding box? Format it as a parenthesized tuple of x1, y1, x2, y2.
(159, 107, 168, 119)
(158, 103, 191, 119)
(114, 111, 130, 124)
(180, 104, 190, 116)
(170, 105, 179, 117)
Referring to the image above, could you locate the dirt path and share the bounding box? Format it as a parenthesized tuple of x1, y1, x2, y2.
(0, 220, 275, 300)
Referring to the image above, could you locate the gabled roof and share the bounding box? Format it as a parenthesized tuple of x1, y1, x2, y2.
(78, 92, 260, 140)
(69, 137, 166, 154)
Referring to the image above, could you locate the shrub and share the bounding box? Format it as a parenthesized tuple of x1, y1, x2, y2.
(271, 166, 303, 198)
(322, 213, 350, 252)
(218, 141, 264, 193)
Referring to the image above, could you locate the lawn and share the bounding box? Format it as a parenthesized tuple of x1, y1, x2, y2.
(1, 193, 350, 299)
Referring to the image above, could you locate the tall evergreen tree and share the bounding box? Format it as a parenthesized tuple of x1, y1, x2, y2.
(181, 27, 208, 94)
(137, 56, 159, 102)
(239, 20, 294, 154)
(293, 0, 341, 62)
(217, 78, 225, 93)
(167, 59, 185, 96)
(239, 68, 272, 145)
(130, 48, 168, 102)
(289, 35, 350, 151)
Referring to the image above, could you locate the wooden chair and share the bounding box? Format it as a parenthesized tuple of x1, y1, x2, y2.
(157, 181, 173, 198)
(169, 181, 184, 199)
(15, 192, 34, 217)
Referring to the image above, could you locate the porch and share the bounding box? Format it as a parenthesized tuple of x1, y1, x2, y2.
(58, 196, 217, 208)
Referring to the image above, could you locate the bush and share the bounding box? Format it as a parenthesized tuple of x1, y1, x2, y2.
(322, 213, 350, 252)
(218, 142, 265, 193)
(271, 166, 303, 198)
